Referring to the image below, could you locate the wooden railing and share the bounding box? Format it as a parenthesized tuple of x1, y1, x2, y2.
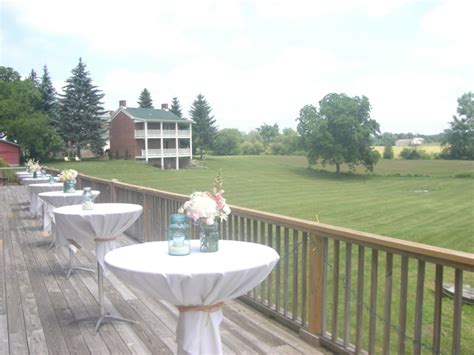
(45, 170, 474, 354)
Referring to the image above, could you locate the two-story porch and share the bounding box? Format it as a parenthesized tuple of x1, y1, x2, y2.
(109, 101, 193, 170)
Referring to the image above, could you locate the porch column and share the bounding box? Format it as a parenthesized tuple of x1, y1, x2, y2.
(160, 122, 164, 170)
(175, 122, 179, 170)
(144, 121, 149, 162)
(189, 122, 193, 160)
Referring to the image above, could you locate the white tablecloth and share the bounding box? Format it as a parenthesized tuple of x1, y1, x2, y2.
(28, 183, 63, 216)
(53, 203, 143, 268)
(38, 190, 100, 232)
(20, 177, 50, 186)
(104, 240, 280, 355)
(15, 171, 32, 178)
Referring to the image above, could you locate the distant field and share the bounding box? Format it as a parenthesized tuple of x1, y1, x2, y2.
(373, 144, 442, 158)
(48, 155, 474, 252)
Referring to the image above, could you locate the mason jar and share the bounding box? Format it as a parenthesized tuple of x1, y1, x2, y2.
(81, 187, 94, 210)
(168, 213, 191, 256)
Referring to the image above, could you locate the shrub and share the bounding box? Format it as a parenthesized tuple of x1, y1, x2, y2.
(400, 148, 431, 160)
(383, 145, 394, 159)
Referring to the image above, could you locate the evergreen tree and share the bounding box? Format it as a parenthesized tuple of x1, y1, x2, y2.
(170, 97, 183, 118)
(189, 93, 217, 159)
(137, 88, 153, 108)
(58, 58, 106, 157)
(39, 65, 59, 127)
(27, 69, 40, 87)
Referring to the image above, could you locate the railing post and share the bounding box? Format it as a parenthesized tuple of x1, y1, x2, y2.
(143, 191, 150, 242)
(308, 233, 324, 335)
(110, 180, 117, 203)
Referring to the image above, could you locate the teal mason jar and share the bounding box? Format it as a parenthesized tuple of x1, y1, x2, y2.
(168, 214, 191, 256)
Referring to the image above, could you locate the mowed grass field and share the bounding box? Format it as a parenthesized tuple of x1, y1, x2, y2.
(49, 155, 474, 253)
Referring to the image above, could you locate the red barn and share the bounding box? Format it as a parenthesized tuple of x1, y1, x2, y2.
(0, 140, 20, 166)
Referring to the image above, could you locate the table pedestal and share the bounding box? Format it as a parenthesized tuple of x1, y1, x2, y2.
(66, 246, 95, 279)
(71, 262, 136, 334)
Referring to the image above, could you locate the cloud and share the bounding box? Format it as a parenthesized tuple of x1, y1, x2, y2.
(255, 0, 420, 18)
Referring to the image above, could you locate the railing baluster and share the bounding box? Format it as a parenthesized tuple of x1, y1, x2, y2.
(239, 216, 245, 241)
(331, 240, 340, 343)
(275, 225, 281, 313)
(383, 253, 393, 355)
(452, 268, 463, 355)
(343, 242, 352, 348)
(398, 256, 408, 354)
(301, 232, 308, 326)
(284, 228, 289, 316)
(368, 249, 378, 354)
(267, 224, 274, 308)
(292, 229, 298, 321)
(355, 245, 365, 353)
(433, 264, 443, 354)
(414, 260, 425, 354)
(259, 221, 265, 303)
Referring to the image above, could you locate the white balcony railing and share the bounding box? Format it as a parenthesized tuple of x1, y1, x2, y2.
(134, 129, 191, 139)
(137, 148, 191, 158)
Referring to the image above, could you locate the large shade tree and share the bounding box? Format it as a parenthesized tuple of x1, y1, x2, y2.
(58, 58, 105, 157)
(257, 123, 279, 147)
(189, 93, 217, 159)
(137, 88, 153, 108)
(297, 93, 380, 174)
(0, 66, 63, 161)
(442, 92, 474, 160)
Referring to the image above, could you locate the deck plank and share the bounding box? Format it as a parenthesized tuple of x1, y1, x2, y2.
(1, 185, 329, 354)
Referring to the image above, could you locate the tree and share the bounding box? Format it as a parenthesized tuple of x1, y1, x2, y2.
(189, 93, 217, 159)
(0, 66, 63, 161)
(39, 65, 59, 127)
(383, 145, 394, 159)
(297, 93, 381, 174)
(27, 69, 40, 87)
(214, 129, 243, 155)
(137, 88, 153, 108)
(257, 123, 279, 147)
(58, 58, 106, 157)
(441, 92, 474, 160)
(170, 97, 183, 118)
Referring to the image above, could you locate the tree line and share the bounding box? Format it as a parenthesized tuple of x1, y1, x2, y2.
(1, 59, 472, 170)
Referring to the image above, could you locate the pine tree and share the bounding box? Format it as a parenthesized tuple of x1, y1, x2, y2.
(137, 88, 153, 108)
(58, 58, 106, 157)
(39, 65, 59, 127)
(170, 97, 182, 118)
(189, 94, 217, 159)
(27, 69, 40, 87)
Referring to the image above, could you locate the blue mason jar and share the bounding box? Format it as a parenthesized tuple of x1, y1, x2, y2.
(168, 214, 191, 256)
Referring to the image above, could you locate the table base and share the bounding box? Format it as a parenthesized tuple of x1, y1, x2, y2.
(70, 262, 136, 334)
(66, 246, 95, 279)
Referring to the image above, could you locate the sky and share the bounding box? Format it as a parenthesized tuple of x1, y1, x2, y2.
(0, 0, 473, 135)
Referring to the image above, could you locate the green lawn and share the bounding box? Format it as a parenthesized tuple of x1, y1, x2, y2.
(48, 156, 474, 253)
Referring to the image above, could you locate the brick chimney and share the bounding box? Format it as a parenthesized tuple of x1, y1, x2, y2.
(119, 100, 126, 108)
(161, 103, 169, 110)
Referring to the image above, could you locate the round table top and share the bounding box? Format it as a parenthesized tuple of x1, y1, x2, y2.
(21, 177, 50, 185)
(105, 240, 279, 275)
(39, 190, 100, 208)
(29, 182, 63, 190)
(53, 203, 142, 216)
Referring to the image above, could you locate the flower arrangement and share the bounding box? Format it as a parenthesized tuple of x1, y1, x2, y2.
(180, 172, 231, 225)
(26, 159, 40, 172)
(58, 169, 78, 182)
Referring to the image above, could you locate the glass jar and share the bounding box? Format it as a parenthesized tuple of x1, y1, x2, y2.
(48, 175, 55, 184)
(63, 180, 76, 193)
(81, 187, 94, 210)
(199, 222, 219, 253)
(168, 214, 191, 256)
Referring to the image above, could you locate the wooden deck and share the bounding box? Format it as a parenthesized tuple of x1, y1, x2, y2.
(0, 185, 329, 354)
